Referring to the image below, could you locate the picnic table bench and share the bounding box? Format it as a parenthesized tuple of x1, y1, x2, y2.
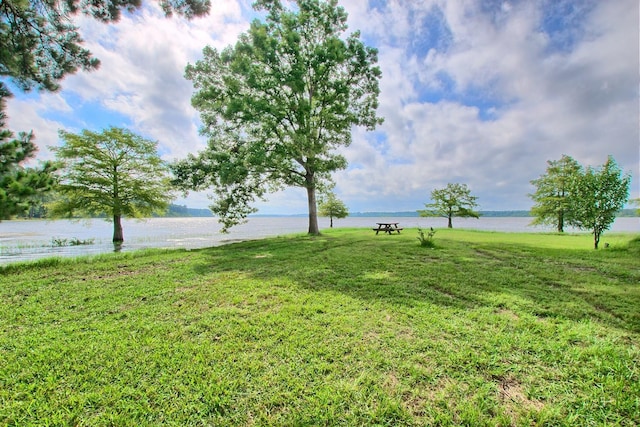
(373, 222, 403, 235)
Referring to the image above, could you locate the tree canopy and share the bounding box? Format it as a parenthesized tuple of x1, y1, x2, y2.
(50, 127, 174, 242)
(567, 156, 630, 249)
(529, 154, 582, 232)
(419, 183, 479, 228)
(171, 0, 382, 234)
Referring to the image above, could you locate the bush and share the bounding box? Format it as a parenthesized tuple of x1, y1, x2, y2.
(417, 227, 436, 248)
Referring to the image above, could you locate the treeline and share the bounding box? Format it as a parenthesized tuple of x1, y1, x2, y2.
(161, 205, 213, 218)
(618, 209, 640, 217)
(343, 210, 639, 218)
(17, 206, 638, 220)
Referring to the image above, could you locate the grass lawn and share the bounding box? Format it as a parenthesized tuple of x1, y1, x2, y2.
(1, 228, 639, 426)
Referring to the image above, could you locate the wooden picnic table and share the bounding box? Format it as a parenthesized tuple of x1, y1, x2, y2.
(373, 222, 403, 235)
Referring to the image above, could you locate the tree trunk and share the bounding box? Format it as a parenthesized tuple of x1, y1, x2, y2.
(306, 182, 320, 235)
(113, 214, 124, 243)
(447, 215, 453, 228)
(593, 230, 600, 250)
(330, 216, 333, 228)
(557, 211, 564, 233)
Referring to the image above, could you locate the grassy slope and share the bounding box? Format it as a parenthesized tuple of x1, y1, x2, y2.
(1, 228, 639, 426)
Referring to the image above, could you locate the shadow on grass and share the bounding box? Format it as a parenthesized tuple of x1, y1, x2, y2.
(193, 232, 640, 334)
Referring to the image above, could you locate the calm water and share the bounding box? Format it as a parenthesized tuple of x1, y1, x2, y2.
(1, 216, 638, 265)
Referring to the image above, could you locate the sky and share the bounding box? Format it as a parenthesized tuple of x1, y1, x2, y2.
(6, 0, 639, 215)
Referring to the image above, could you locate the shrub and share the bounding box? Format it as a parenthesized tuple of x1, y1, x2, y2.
(417, 227, 436, 248)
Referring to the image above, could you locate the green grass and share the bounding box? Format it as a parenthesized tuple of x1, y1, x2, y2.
(1, 228, 639, 426)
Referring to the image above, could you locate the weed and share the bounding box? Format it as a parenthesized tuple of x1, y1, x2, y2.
(50, 237, 95, 247)
(417, 227, 437, 248)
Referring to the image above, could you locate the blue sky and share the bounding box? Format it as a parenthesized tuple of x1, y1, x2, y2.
(6, 0, 639, 215)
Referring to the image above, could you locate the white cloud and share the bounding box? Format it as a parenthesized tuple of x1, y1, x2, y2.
(5, 94, 70, 162)
(332, 0, 639, 212)
(7, 0, 249, 164)
(71, 1, 249, 160)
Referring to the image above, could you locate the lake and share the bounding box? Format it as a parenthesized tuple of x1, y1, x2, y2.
(1, 216, 638, 265)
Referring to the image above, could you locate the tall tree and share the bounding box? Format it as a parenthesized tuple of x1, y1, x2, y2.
(50, 127, 174, 243)
(171, 0, 382, 234)
(0, 88, 56, 220)
(419, 183, 479, 228)
(529, 154, 582, 232)
(318, 192, 348, 228)
(568, 156, 630, 249)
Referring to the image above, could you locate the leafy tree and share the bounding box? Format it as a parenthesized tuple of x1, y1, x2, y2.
(50, 127, 174, 243)
(171, 0, 382, 234)
(568, 156, 630, 249)
(0, 89, 56, 220)
(419, 183, 479, 228)
(318, 192, 348, 228)
(529, 154, 582, 232)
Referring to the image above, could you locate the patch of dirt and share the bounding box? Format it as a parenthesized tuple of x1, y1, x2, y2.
(496, 308, 519, 320)
(473, 248, 507, 262)
(384, 372, 399, 392)
(497, 376, 544, 422)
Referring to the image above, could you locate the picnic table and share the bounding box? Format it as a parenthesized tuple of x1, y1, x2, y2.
(373, 222, 403, 235)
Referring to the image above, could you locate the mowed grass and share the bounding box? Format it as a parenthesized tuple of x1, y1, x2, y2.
(1, 228, 639, 426)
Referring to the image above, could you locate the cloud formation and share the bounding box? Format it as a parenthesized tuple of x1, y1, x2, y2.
(340, 0, 638, 211)
(6, 0, 639, 213)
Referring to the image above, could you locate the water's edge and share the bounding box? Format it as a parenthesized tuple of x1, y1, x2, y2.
(1, 216, 638, 265)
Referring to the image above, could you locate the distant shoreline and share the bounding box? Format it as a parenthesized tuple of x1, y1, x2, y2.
(251, 210, 535, 218)
(252, 210, 640, 218)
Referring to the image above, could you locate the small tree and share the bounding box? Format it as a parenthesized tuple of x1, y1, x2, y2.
(568, 156, 630, 249)
(50, 127, 174, 243)
(318, 192, 348, 228)
(529, 154, 582, 232)
(419, 183, 479, 228)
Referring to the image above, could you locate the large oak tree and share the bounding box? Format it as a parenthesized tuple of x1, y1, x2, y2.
(50, 127, 174, 243)
(172, 0, 382, 234)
